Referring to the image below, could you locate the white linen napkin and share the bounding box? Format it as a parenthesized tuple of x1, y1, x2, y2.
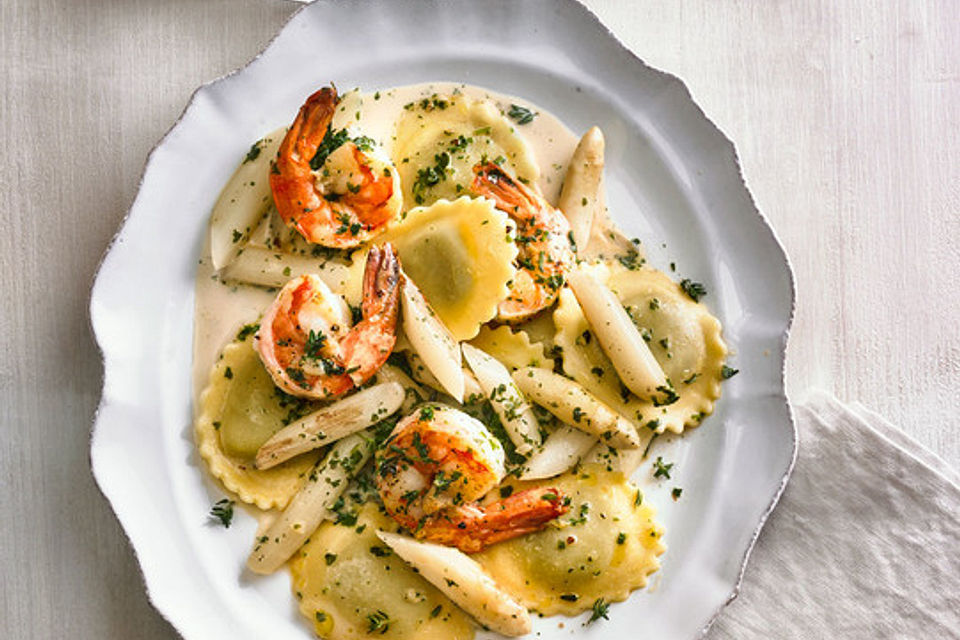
(706, 391, 960, 639)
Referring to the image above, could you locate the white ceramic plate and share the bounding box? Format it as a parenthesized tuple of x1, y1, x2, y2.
(90, 1, 797, 638)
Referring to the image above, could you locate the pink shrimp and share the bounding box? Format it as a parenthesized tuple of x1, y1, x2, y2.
(376, 405, 568, 553)
(471, 162, 575, 322)
(270, 87, 401, 248)
(255, 244, 400, 399)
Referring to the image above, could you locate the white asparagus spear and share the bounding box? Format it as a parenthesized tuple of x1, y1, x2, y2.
(255, 383, 404, 470)
(247, 432, 373, 575)
(566, 269, 668, 401)
(512, 367, 640, 449)
(374, 364, 429, 413)
(462, 343, 541, 455)
(209, 129, 285, 270)
(404, 350, 484, 401)
(377, 532, 531, 637)
(400, 276, 465, 402)
(558, 126, 604, 252)
(220, 245, 362, 304)
(581, 438, 651, 477)
(520, 424, 597, 480)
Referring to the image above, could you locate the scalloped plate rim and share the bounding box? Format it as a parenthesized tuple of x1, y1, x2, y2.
(89, 1, 797, 638)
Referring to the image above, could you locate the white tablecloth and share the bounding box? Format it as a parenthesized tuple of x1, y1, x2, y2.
(709, 393, 960, 639)
(1, 1, 957, 637)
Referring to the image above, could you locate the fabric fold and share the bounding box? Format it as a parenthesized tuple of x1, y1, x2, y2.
(707, 391, 960, 639)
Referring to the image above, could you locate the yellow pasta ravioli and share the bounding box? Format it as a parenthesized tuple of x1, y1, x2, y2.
(195, 336, 321, 509)
(554, 265, 726, 435)
(382, 197, 517, 340)
(290, 503, 475, 640)
(476, 464, 664, 615)
(392, 94, 539, 209)
(468, 325, 548, 371)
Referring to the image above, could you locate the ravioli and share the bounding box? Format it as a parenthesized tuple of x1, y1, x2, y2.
(512, 310, 558, 353)
(468, 325, 548, 371)
(392, 94, 539, 209)
(382, 197, 517, 340)
(195, 336, 322, 509)
(553, 265, 727, 435)
(475, 464, 664, 615)
(290, 502, 475, 640)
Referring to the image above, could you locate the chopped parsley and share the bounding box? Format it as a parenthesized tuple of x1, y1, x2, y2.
(586, 598, 610, 624)
(448, 134, 472, 151)
(209, 498, 234, 528)
(309, 126, 350, 170)
(366, 610, 390, 634)
(303, 329, 327, 360)
(507, 104, 537, 125)
(652, 385, 679, 407)
(324, 553, 337, 566)
(680, 278, 707, 301)
(617, 251, 644, 270)
(335, 211, 362, 236)
(243, 140, 262, 164)
(285, 366, 309, 388)
(652, 456, 674, 479)
(433, 470, 462, 492)
(236, 323, 259, 341)
(352, 135, 375, 152)
(721, 365, 740, 379)
(411, 152, 450, 204)
(672, 487, 683, 500)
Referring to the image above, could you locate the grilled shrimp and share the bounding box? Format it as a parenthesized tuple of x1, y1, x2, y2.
(471, 163, 575, 322)
(255, 244, 400, 399)
(375, 405, 568, 553)
(270, 87, 402, 248)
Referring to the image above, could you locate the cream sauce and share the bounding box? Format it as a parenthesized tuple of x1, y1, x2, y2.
(192, 82, 579, 405)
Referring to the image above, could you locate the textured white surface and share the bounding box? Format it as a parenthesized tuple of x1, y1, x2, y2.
(710, 393, 960, 639)
(0, 0, 957, 638)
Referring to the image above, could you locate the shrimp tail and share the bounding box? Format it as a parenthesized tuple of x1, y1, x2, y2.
(288, 87, 338, 171)
(270, 87, 339, 242)
(471, 163, 540, 219)
(472, 162, 574, 323)
(340, 243, 400, 385)
(418, 487, 569, 554)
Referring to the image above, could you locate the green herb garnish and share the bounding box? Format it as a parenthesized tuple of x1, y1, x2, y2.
(680, 278, 707, 301)
(309, 127, 350, 170)
(721, 365, 740, 379)
(366, 610, 390, 634)
(209, 498, 234, 528)
(652, 456, 674, 479)
(507, 104, 537, 125)
(586, 598, 610, 624)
